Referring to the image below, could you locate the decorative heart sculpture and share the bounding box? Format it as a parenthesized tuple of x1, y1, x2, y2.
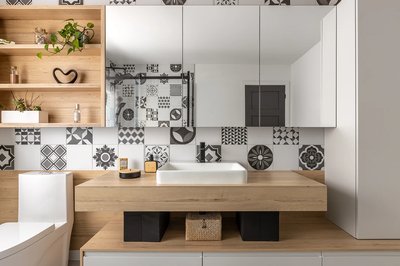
(52, 68, 78, 84)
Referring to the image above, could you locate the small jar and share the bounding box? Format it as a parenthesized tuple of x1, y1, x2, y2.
(10, 66, 19, 84)
(73, 104, 81, 123)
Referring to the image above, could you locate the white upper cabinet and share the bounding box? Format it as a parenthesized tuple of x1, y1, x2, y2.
(260, 6, 337, 127)
(184, 6, 259, 127)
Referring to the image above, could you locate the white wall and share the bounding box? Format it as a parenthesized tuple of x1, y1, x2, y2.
(290, 42, 322, 127)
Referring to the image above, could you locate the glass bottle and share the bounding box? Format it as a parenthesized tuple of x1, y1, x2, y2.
(73, 104, 81, 123)
(10, 66, 19, 84)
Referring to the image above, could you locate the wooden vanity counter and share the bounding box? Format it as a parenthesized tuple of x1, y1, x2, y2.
(75, 171, 327, 212)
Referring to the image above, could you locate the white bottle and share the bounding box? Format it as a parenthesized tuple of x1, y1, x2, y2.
(73, 104, 81, 123)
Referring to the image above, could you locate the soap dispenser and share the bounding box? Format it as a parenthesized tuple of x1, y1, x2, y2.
(144, 154, 158, 173)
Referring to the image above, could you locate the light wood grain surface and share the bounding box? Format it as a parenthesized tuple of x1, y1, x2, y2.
(81, 213, 400, 253)
(75, 171, 327, 212)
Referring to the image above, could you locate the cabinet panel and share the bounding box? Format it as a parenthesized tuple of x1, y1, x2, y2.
(203, 252, 322, 266)
(84, 252, 202, 266)
(323, 252, 400, 266)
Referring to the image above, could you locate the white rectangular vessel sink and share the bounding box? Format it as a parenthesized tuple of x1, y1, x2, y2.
(156, 162, 248, 185)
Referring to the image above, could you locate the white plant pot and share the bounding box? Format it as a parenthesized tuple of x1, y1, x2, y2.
(1, 111, 49, 123)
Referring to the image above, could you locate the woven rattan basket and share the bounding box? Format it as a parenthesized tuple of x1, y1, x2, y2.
(185, 212, 222, 241)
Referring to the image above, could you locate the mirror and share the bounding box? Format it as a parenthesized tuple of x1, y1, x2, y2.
(183, 6, 259, 127)
(106, 6, 191, 128)
(260, 6, 336, 127)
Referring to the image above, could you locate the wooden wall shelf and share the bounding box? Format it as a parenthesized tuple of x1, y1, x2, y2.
(0, 122, 101, 128)
(0, 6, 105, 127)
(0, 83, 101, 91)
(0, 44, 101, 56)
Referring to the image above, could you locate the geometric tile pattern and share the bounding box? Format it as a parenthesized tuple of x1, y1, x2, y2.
(66, 127, 93, 145)
(170, 64, 182, 72)
(118, 127, 145, 145)
(222, 127, 247, 145)
(163, 0, 186, 5)
(265, 0, 290, 5)
(145, 145, 169, 168)
(0, 145, 15, 170)
(6, 0, 32, 5)
(170, 127, 196, 145)
(247, 145, 273, 170)
(215, 0, 237, 5)
(59, 0, 83, 5)
(273, 127, 299, 145)
(15, 128, 40, 145)
(109, 0, 136, 4)
(196, 145, 222, 162)
(299, 145, 324, 170)
(122, 84, 134, 97)
(146, 64, 159, 73)
(40, 145, 67, 170)
(158, 97, 171, 108)
(93, 145, 118, 170)
(317, 0, 341, 5)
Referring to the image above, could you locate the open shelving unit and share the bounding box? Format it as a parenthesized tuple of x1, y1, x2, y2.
(0, 6, 105, 128)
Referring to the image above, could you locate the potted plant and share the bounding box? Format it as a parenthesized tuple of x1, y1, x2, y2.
(1, 92, 48, 123)
(37, 19, 95, 59)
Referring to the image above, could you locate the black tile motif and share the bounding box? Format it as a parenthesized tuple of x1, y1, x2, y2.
(59, 0, 83, 5)
(15, 128, 40, 145)
(122, 84, 134, 97)
(146, 64, 159, 73)
(248, 145, 273, 170)
(299, 145, 324, 170)
(136, 96, 147, 109)
(66, 127, 93, 145)
(109, 0, 135, 4)
(273, 127, 299, 145)
(135, 73, 147, 85)
(160, 73, 169, 84)
(123, 64, 136, 73)
(0, 145, 15, 170)
(222, 127, 247, 145)
(216, 0, 237, 5)
(163, 0, 186, 4)
(196, 145, 222, 162)
(6, 0, 32, 5)
(93, 145, 118, 170)
(158, 121, 170, 127)
(182, 96, 188, 109)
(158, 97, 171, 109)
(170, 64, 182, 72)
(118, 127, 144, 145)
(317, 0, 341, 5)
(265, 0, 290, 5)
(170, 127, 196, 145)
(170, 108, 182, 121)
(145, 145, 169, 167)
(146, 85, 159, 97)
(123, 108, 135, 121)
(146, 108, 158, 121)
(41, 145, 67, 170)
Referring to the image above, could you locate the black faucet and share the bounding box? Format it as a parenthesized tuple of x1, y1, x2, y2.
(199, 142, 206, 163)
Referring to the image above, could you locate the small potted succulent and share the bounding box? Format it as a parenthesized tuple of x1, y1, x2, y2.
(1, 92, 48, 123)
(37, 19, 95, 59)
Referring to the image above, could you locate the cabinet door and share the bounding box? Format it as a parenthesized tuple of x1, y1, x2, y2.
(184, 6, 259, 127)
(106, 6, 185, 128)
(203, 252, 322, 266)
(323, 252, 400, 266)
(84, 252, 202, 266)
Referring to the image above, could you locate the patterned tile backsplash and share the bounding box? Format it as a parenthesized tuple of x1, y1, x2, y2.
(0, 127, 324, 171)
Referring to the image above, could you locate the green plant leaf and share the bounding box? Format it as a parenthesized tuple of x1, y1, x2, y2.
(50, 33, 57, 44)
(72, 38, 80, 48)
(87, 22, 94, 29)
(67, 47, 74, 55)
(44, 44, 49, 51)
(36, 52, 43, 59)
(54, 46, 61, 53)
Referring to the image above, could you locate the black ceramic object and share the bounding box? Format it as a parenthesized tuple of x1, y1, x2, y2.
(52, 68, 78, 84)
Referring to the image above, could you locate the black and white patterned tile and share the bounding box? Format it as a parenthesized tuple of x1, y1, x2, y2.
(196, 145, 222, 162)
(136, 96, 147, 109)
(146, 108, 158, 121)
(146, 84, 159, 97)
(118, 127, 145, 145)
(0, 145, 15, 170)
(317, 0, 340, 5)
(158, 96, 171, 109)
(170, 84, 182, 96)
(66, 127, 93, 145)
(145, 145, 169, 167)
(40, 145, 67, 170)
(215, 0, 238, 5)
(170, 108, 182, 121)
(247, 145, 273, 170)
(15, 128, 40, 145)
(6, 0, 32, 5)
(265, 0, 290, 5)
(158, 121, 170, 127)
(93, 145, 118, 170)
(163, 0, 186, 4)
(122, 84, 134, 97)
(273, 127, 299, 145)
(109, 0, 136, 4)
(59, 0, 83, 5)
(222, 127, 247, 145)
(299, 145, 324, 170)
(123, 64, 136, 73)
(170, 64, 182, 72)
(146, 64, 159, 73)
(122, 108, 135, 122)
(170, 127, 196, 145)
(160, 73, 169, 84)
